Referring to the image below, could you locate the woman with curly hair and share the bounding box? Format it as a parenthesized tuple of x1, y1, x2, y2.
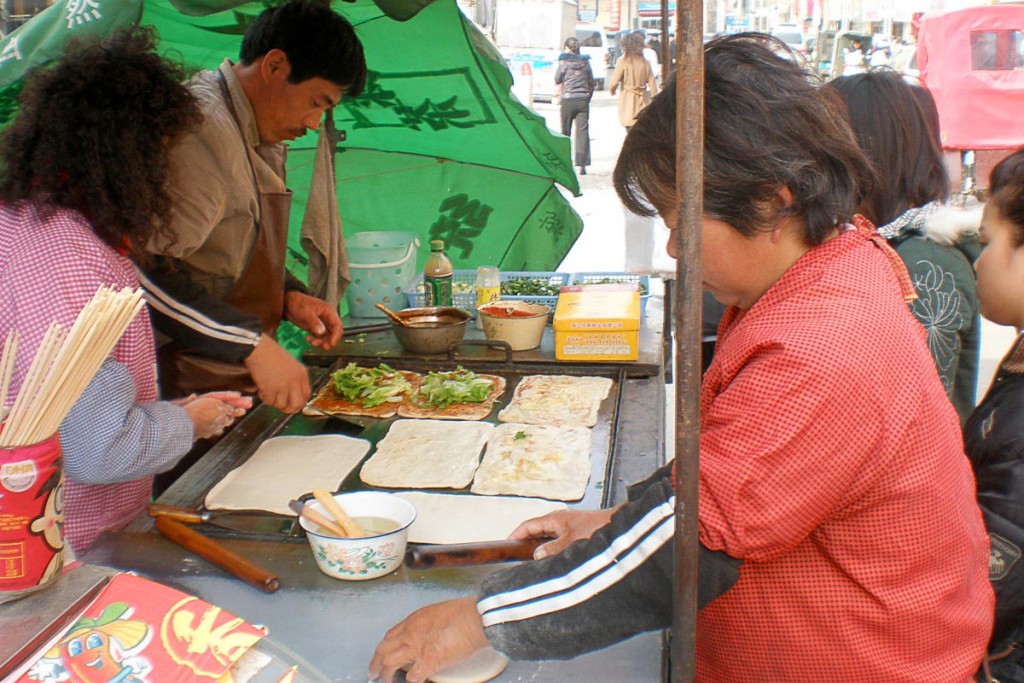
(0, 27, 251, 554)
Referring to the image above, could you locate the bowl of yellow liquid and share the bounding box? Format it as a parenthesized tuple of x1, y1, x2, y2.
(299, 491, 417, 581)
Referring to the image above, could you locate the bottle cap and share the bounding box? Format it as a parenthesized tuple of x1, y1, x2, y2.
(430, 240, 445, 251)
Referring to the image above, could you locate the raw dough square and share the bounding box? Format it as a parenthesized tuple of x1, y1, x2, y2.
(205, 434, 371, 515)
(396, 492, 566, 544)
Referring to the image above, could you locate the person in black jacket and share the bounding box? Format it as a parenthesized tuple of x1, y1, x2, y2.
(965, 146, 1024, 682)
(554, 37, 593, 176)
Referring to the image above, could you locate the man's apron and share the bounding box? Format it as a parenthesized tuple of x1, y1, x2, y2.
(158, 73, 292, 398)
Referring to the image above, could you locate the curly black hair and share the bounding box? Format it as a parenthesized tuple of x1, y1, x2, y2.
(0, 26, 202, 262)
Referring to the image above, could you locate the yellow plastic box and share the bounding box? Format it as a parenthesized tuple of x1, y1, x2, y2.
(553, 284, 641, 362)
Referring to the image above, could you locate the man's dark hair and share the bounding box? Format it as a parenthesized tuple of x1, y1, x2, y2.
(0, 26, 202, 262)
(827, 71, 949, 227)
(614, 33, 872, 245)
(240, 0, 367, 97)
(989, 147, 1024, 247)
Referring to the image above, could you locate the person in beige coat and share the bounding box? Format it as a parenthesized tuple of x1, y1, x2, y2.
(609, 32, 659, 129)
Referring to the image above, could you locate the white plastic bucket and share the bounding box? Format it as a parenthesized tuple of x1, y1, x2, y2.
(345, 231, 420, 318)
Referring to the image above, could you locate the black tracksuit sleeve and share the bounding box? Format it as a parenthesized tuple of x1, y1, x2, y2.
(477, 475, 741, 660)
(135, 256, 262, 363)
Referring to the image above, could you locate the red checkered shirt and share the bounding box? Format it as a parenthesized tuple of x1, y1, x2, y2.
(0, 203, 158, 552)
(694, 222, 994, 681)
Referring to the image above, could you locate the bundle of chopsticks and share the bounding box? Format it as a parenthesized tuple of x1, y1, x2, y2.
(0, 286, 146, 448)
(290, 489, 368, 537)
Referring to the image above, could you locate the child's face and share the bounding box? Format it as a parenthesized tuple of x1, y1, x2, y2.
(976, 200, 1024, 328)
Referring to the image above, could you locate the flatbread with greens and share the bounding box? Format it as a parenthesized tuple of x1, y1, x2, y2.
(398, 367, 505, 421)
(304, 362, 417, 419)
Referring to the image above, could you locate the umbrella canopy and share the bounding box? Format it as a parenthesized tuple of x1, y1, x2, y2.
(0, 0, 582, 288)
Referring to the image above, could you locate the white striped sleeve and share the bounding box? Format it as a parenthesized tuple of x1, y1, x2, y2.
(135, 267, 260, 346)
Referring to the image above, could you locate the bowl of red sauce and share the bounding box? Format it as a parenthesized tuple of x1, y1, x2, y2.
(477, 301, 550, 351)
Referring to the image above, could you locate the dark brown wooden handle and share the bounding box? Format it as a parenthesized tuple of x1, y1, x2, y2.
(148, 504, 205, 524)
(404, 538, 544, 569)
(155, 517, 280, 593)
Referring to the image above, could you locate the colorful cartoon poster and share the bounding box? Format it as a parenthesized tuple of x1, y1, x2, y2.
(14, 573, 266, 682)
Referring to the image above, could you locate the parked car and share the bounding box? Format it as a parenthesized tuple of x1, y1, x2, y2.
(505, 49, 560, 103)
(575, 22, 609, 89)
(771, 23, 806, 53)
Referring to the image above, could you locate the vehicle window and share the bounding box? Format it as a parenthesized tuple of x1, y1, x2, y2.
(577, 30, 603, 48)
(971, 30, 1024, 71)
(774, 32, 803, 46)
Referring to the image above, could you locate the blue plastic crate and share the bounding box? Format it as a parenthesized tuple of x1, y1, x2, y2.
(568, 272, 652, 315)
(404, 270, 569, 315)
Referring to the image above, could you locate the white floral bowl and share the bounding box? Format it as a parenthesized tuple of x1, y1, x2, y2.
(299, 491, 416, 581)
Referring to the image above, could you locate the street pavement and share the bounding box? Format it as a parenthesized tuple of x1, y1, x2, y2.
(529, 88, 1011, 422)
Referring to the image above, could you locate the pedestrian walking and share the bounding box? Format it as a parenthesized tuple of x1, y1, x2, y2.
(554, 36, 594, 176)
(608, 31, 658, 130)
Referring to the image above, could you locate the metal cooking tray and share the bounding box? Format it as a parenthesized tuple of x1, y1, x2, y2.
(155, 357, 626, 542)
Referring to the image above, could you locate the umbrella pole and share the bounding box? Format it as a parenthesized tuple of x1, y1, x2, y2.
(670, 1, 704, 682)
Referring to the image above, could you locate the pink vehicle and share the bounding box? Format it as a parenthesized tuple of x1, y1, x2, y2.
(917, 5, 1024, 191)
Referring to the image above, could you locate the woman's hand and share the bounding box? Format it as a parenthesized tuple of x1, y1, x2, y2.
(508, 506, 620, 559)
(284, 291, 343, 349)
(369, 597, 488, 683)
(182, 394, 249, 440)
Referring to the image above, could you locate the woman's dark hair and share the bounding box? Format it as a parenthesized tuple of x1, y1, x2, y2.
(614, 33, 872, 245)
(827, 71, 949, 226)
(240, 0, 367, 97)
(0, 26, 202, 262)
(989, 146, 1024, 247)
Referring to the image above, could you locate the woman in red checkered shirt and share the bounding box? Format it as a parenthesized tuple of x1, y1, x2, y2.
(370, 34, 993, 683)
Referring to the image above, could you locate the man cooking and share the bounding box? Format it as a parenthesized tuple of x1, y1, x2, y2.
(139, 0, 367, 415)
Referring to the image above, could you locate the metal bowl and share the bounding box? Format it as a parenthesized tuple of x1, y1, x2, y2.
(390, 306, 470, 355)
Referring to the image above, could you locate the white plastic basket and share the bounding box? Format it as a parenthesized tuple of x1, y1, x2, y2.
(345, 232, 420, 317)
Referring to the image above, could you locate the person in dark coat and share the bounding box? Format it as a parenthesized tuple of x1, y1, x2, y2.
(827, 71, 981, 423)
(554, 37, 593, 176)
(964, 146, 1024, 682)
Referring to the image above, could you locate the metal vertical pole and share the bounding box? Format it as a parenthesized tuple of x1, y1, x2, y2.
(671, 0, 703, 681)
(660, 0, 671, 84)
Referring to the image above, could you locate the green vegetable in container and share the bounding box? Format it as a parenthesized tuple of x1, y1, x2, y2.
(500, 277, 561, 297)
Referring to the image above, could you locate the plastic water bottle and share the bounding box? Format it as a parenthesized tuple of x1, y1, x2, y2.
(423, 240, 453, 307)
(475, 266, 501, 329)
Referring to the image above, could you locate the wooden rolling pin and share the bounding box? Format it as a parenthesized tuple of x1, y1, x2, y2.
(404, 538, 545, 569)
(155, 517, 280, 594)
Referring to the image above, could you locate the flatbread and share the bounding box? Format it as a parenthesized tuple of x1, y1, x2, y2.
(303, 370, 420, 419)
(205, 435, 371, 515)
(497, 375, 613, 427)
(396, 492, 566, 544)
(359, 419, 494, 489)
(429, 648, 509, 683)
(471, 423, 593, 501)
(398, 374, 506, 421)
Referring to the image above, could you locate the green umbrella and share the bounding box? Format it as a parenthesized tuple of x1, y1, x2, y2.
(0, 0, 583, 330)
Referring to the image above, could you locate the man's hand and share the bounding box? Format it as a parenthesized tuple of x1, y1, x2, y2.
(284, 291, 343, 349)
(369, 597, 489, 683)
(243, 333, 310, 413)
(508, 506, 619, 559)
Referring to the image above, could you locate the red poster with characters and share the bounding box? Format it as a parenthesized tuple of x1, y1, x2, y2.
(13, 573, 269, 682)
